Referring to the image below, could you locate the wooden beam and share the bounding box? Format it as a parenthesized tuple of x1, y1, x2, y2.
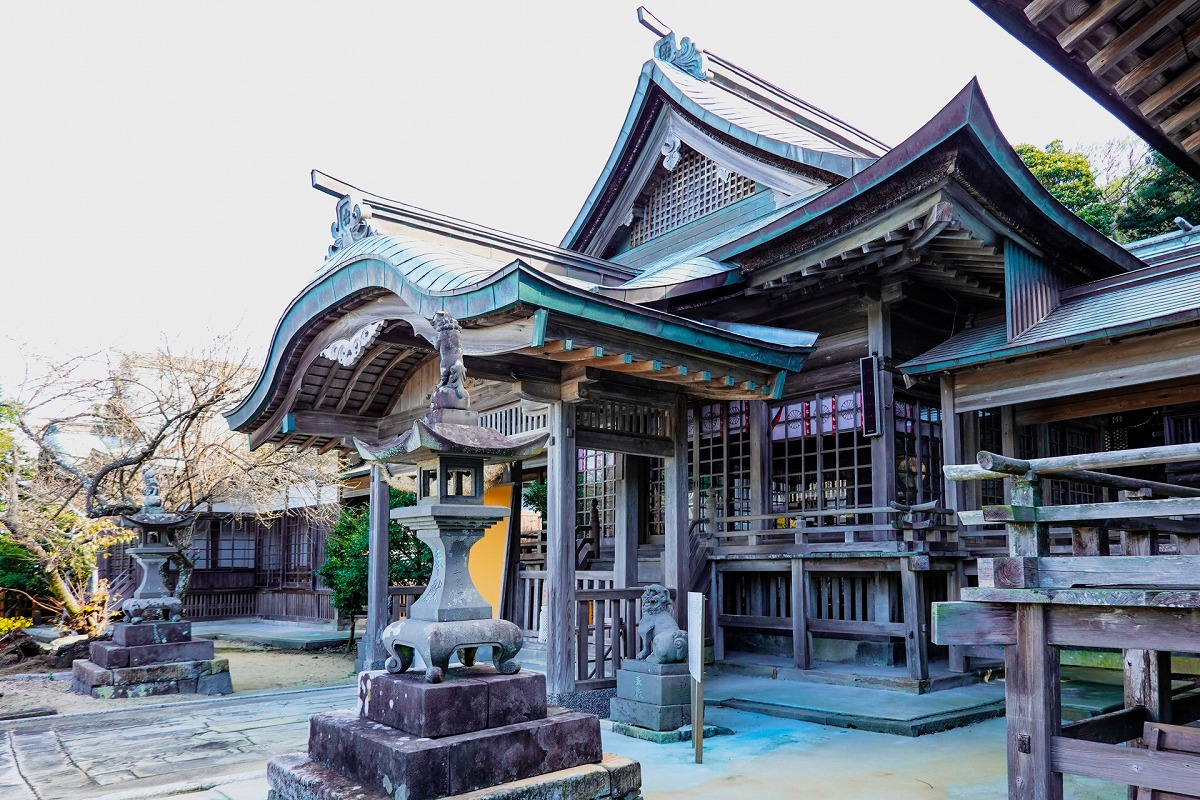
(1115, 20, 1200, 96)
(1087, 0, 1197, 74)
(977, 555, 1200, 589)
(1161, 93, 1200, 135)
(575, 428, 674, 458)
(1050, 736, 1200, 795)
(1061, 705, 1148, 744)
(288, 410, 379, 441)
(1058, 0, 1127, 52)
(1140, 59, 1200, 118)
(1025, 0, 1068, 24)
(931, 601, 1017, 646)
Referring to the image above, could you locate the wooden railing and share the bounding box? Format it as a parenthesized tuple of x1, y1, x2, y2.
(935, 443, 1200, 798)
(514, 570, 614, 638)
(702, 505, 957, 551)
(574, 586, 644, 690)
(387, 585, 426, 623)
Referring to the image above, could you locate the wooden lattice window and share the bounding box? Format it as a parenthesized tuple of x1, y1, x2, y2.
(689, 401, 753, 530)
(630, 147, 756, 246)
(768, 391, 871, 524)
(577, 449, 617, 539)
(576, 399, 668, 437)
(894, 396, 944, 508)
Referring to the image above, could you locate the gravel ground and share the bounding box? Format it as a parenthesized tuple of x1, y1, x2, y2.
(0, 643, 358, 716)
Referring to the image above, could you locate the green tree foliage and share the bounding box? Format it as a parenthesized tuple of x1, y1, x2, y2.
(318, 487, 432, 646)
(1114, 152, 1200, 241)
(1015, 140, 1116, 235)
(0, 536, 48, 597)
(521, 480, 547, 522)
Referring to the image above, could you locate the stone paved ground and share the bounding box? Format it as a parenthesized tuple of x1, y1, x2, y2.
(0, 684, 357, 800)
(0, 680, 1125, 800)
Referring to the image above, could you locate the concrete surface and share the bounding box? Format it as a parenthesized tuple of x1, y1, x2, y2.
(0, 675, 1131, 800)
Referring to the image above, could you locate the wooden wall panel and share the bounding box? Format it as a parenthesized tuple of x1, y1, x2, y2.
(954, 325, 1200, 412)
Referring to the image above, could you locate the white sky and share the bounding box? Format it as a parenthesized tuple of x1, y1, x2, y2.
(0, 1, 1136, 395)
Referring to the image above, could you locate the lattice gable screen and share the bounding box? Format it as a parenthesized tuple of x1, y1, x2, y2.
(630, 146, 756, 246)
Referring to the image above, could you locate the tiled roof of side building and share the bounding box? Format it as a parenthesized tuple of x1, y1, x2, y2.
(903, 233, 1200, 375)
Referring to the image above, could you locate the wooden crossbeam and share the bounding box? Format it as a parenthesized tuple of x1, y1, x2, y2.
(355, 348, 413, 415)
(1114, 20, 1200, 96)
(1025, 0, 1068, 24)
(1139, 59, 1200, 117)
(1161, 93, 1200, 134)
(977, 555, 1200, 589)
(1087, 0, 1197, 74)
(933, 601, 1200, 651)
(1058, 0, 1128, 52)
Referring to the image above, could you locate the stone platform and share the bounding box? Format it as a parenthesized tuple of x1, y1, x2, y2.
(609, 660, 691, 732)
(269, 667, 641, 800)
(70, 621, 232, 699)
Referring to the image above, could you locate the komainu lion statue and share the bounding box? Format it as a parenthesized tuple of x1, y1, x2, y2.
(635, 584, 688, 664)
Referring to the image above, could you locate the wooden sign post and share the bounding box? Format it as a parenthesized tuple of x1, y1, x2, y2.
(687, 591, 705, 764)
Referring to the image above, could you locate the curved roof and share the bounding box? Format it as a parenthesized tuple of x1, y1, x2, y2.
(560, 52, 885, 252)
(227, 228, 817, 440)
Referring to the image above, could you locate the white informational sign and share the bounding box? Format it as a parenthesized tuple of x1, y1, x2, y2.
(687, 592, 704, 682)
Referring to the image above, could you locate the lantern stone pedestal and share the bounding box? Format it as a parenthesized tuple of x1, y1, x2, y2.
(268, 668, 641, 800)
(71, 621, 230, 698)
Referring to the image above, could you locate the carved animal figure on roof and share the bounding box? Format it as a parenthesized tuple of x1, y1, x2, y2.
(429, 311, 470, 411)
(636, 584, 688, 664)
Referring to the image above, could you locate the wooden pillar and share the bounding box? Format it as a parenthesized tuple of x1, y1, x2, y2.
(614, 455, 643, 589)
(361, 465, 390, 670)
(545, 400, 577, 696)
(868, 300, 896, 540)
(940, 374, 967, 672)
(900, 557, 929, 681)
(791, 558, 810, 669)
(663, 395, 690, 627)
(1005, 471, 1060, 799)
(748, 400, 771, 547)
(1006, 604, 1062, 800)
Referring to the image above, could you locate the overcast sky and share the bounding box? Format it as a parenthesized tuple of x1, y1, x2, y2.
(0, 1, 1136, 395)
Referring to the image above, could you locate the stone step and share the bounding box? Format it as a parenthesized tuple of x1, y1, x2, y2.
(268, 751, 640, 800)
(306, 707, 602, 800)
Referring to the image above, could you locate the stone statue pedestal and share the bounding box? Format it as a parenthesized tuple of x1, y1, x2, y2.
(609, 660, 692, 732)
(267, 667, 642, 800)
(71, 621, 231, 698)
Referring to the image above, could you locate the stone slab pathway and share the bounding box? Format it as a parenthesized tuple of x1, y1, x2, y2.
(0, 684, 357, 800)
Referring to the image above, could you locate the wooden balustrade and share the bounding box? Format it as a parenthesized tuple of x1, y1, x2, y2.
(514, 569, 615, 638)
(573, 586, 644, 690)
(386, 585, 426, 624)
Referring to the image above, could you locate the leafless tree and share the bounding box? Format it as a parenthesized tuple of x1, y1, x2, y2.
(1, 337, 342, 635)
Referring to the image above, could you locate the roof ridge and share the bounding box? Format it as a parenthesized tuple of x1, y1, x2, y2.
(703, 51, 890, 154)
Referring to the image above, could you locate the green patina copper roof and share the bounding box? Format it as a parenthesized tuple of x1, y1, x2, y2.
(226, 232, 816, 433)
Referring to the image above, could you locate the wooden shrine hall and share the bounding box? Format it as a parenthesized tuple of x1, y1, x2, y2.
(227, 16, 1192, 708)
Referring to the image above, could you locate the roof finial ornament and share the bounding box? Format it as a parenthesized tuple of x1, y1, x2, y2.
(328, 195, 377, 258)
(637, 6, 706, 81)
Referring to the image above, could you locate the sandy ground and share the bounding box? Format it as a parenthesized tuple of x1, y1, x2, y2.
(0, 642, 358, 716)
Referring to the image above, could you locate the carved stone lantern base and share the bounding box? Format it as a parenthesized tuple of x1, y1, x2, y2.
(381, 617, 523, 683)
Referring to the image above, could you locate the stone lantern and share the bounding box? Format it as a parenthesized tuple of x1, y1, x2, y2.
(354, 311, 547, 682)
(119, 468, 187, 625)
